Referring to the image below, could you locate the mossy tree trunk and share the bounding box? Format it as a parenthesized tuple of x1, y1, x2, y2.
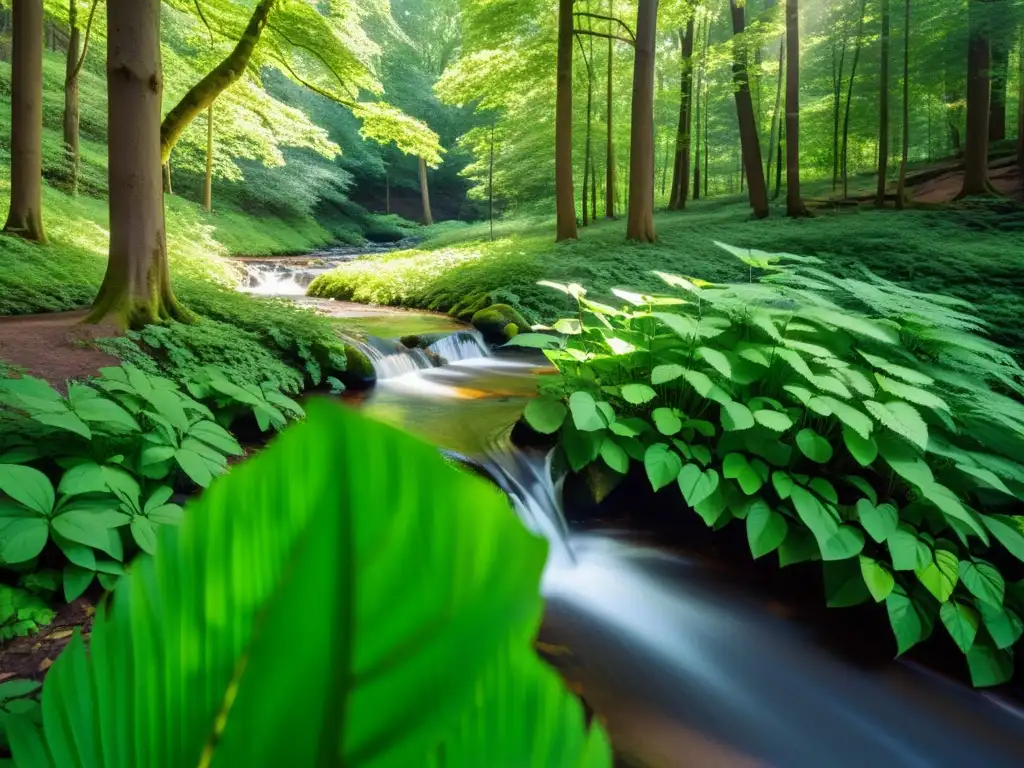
(669, 20, 694, 211)
(419, 156, 433, 225)
(785, 0, 807, 217)
(160, 0, 275, 164)
(1017, 29, 1024, 175)
(625, 0, 658, 242)
(959, 0, 994, 197)
(88, 0, 187, 330)
(875, 0, 890, 207)
(729, 0, 769, 219)
(63, 0, 80, 195)
(556, 0, 578, 241)
(989, 32, 1009, 142)
(4, 0, 46, 243)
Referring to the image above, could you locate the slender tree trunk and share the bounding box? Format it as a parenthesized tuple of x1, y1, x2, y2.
(693, 14, 704, 201)
(729, 0, 769, 218)
(785, 0, 807, 216)
(703, 58, 709, 198)
(767, 37, 784, 193)
(583, 53, 592, 226)
(842, 0, 868, 199)
(896, 0, 910, 209)
(385, 169, 390, 214)
(959, 0, 993, 197)
(875, 0, 891, 206)
(160, 0, 275, 163)
(163, 158, 172, 195)
(89, 0, 186, 328)
(669, 20, 695, 210)
(775, 124, 784, 199)
(832, 22, 849, 190)
(626, 0, 659, 242)
(605, 0, 616, 219)
(203, 104, 214, 212)
(419, 156, 434, 225)
(489, 122, 495, 240)
(4, 0, 46, 242)
(990, 34, 1009, 142)
(590, 151, 597, 221)
(556, 0, 577, 240)
(63, 0, 80, 196)
(1018, 29, 1024, 175)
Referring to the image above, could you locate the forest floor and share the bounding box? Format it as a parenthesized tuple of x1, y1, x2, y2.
(0, 310, 119, 384)
(308, 183, 1024, 358)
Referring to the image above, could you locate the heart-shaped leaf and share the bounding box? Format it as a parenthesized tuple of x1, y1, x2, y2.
(820, 525, 865, 561)
(857, 499, 898, 543)
(569, 391, 606, 432)
(746, 502, 788, 559)
(644, 444, 682, 492)
(859, 556, 895, 602)
(959, 560, 1004, 608)
(940, 602, 980, 654)
(915, 549, 959, 602)
(677, 463, 720, 508)
(796, 428, 833, 464)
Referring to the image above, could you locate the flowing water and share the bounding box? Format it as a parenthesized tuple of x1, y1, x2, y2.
(242, 246, 1024, 766)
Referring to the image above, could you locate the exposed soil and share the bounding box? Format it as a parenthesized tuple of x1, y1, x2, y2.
(0, 310, 120, 385)
(911, 160, 1023, 204)
(0, 598, 95, 683)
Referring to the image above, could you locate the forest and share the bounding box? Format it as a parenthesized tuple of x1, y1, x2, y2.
(0, 0, 1022, 765)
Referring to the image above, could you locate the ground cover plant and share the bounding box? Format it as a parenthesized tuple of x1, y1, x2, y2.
(517, 244, 1024, 686)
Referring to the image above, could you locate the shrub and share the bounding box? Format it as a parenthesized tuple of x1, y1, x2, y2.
(518, 243, 1024, 687)
(9, 402, 611, 765)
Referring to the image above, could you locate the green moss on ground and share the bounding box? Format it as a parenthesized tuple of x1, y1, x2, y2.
(472, 304, 529, 344)
(307, 200, 1024, 357)
(340, 343, 377, 389)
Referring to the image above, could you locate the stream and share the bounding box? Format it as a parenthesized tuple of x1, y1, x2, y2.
(241, 247, 1024, 767)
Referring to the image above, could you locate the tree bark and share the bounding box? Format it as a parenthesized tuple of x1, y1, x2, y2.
(729, 0, 769, 218)
(693, 13, 704, 201)
(556, 0, 578, 240)
(669, 20, 695, 210)
(590, 150, 597, 221)
(203, 103, 214, 212)
(4, 0, 46, 242)
(989, 34, 1009, 142)
(582, 44, 592, 227)
(875, 0, 890, 206)
(605, 0, 616, 218)
(831, 15, 849, 191)
(88, 0, 186, 329)
(785, 0, 807, 217)
(1018, 29, 1024, 176)
(767, 36, 784, 193)
(419, 156, 434, 225)
(959, 0, 994, 197)
(896, 0, 910, 209)
(625, 0, 658, 242)
(63, 0, 80, 195)
(488, 122, 494, 240)
(842, 0, 868, 199)
(160, 0, 275, 164)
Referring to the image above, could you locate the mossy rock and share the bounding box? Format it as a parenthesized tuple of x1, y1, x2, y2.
(337, 343, 377, 390)
(471, 304, 530, 344)
(450, 292, 492, 322)
(399, 332, 453, 350)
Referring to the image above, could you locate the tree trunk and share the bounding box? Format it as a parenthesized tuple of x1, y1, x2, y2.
(625, 0, 659, 242)
(767, 37, 784, 192)
(669, 20, 695, 210)
(556, 0, 577, 240)
(489, 123, 495, 240)
(831, 19, 849, 191)
(896, 0, 910, 209)
(842, 0, 868, 199)
(1018, 29, 1024, 176)
(990, 34, 1009, 142)
(875, 0, 890, 206)
(385, 169, 391, 214)
(729, 0, 769, 218)
(160, 0, 275, 164)
(88, 0, 186, 328)
(785, 0, 806, 217)
(583, 54, 592, 227)
(63, 0, 80, 196)
(959, 0, 993, 197)
(419, 156, 434, 225)
(4, 0, 46, 242)
(203, 103, 214, 212)
(774, 124, 784, 199)
(703, 53, 709, 198)
(605, 0, 616, 218)
(693, 14, 704, 201)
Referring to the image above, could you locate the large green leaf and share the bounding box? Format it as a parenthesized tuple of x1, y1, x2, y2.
(569, 391, 606, 432)
(645, 444, 683, 492)
(865, 400, 928, 451)
(523, 398, 568, 435)
(19, 401, 608, 767)
(746, 502, 788, 559)
(0, 465, 54, 516)
(795, 428, 833, 464)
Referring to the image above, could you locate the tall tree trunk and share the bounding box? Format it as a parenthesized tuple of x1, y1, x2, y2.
(385, 168, 391, 214)
(669, 20, 695, 210)
(703, 54, 709, 198)
(419, 156, 434, 225)
(774, 124, 784, 199)
(785, 0, 807, 217)
(1018, 29, 1024, 175)
(63, 0, 80, 196)
(583, 49, 592, 227)
(605, 0, 616, 219)
(591, 151, 597, 221)
(896, 0, 910, 209)
(767, 36, 784, 193)
(203, 103, 214, 212)
(875, 0, 891, 206)
(89, 0, 186, 328)
(489, 122, 495, 240)
(729, 0, 769, 218)
(160, 0, 275, 164)
(842, 0, 868, 199)
(831, 19, 849, 191)
(990, 34, 1009, 142)
(4, 0, 46, 242)
(556, 0, 577, 240)
(959, 0, 994, 197)
(626, 0, 659, 242)
(693, 14, 704, 201)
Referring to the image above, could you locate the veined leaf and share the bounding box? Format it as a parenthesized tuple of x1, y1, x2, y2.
(677, 464, 720, 509)
(966, 641, 1014, 687)
(856, 500, 898, 543)
(875, 374, 950, 413)
(796, 428, 833, 464)
(0, 465, 54, 516)
(524, 398, 568, 435)
(621, 384, 657, 405)
(652, 312, 699, 341)
(940, 602, 980, 654)
(644, 444, 682, 492)
(857, 351, 934, 386)
(754, 409, 793, 432)
(651, 364, 685, 385)
(746, 502, 788, 559)
(887, 586, 934, 655)
(683, 370, 730, 404)
(977, 602, 1024, 650)
(959, 560, 1004, 608)
(860, 556, 895, 602)
(569, 392, 606, 432)
(599, 438, 630, 474)
(843, 427, 877, 466)
(916, 549, 959, 603)
(865, 400, 929, 451)
(652, 408, 683, 436)
(888, 526, 932, 571)
(696, 347, 731, 379)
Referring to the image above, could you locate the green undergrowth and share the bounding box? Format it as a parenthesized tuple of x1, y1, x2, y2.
(308, 200, 1024, 358)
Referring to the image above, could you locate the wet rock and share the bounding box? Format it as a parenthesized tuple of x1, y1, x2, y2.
(472, 303, 530, 344)
(399, 331, 454, 350)
(338, 343, 377, 390)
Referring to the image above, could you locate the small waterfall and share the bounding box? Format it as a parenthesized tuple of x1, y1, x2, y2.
(425, 330, 491, 365)
(238, 263, 313, 297)
(344, 330, 493, 380)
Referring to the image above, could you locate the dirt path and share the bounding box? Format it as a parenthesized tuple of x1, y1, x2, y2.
(0, 310, 120, 384)
(912, 161, 1022, 204)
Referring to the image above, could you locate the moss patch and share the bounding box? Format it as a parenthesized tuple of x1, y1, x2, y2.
(472, 304, 530, 344)
(339, 343, 377, 389)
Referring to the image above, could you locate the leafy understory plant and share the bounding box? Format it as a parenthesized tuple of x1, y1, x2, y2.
(186, 365, 305, 431)
(0, 365, 243, 599)
(517, 243, 1024, 686)
(9, 402, 611, 766)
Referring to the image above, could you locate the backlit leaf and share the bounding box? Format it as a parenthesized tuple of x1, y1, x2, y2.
(644, 444, 682, 492)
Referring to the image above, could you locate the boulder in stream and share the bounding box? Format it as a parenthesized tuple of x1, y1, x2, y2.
(472, 303, 530, 344)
